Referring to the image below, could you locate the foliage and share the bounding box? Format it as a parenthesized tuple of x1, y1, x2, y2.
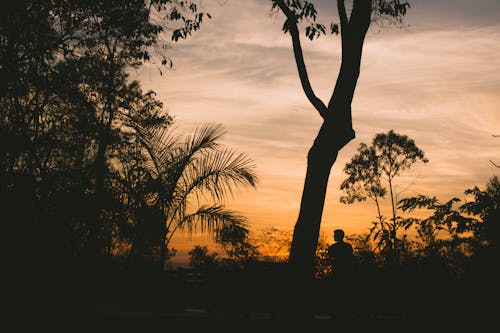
(271, 0, 411, 41)
(215, 222, 259, 265)
(137, 123, 258, 268)
(398, 177, 500, 256)
(188, 245, 220, 269)
(460, 176, 500, 247)
(340, 130, 428, 260)
(0, 0, 237, 271)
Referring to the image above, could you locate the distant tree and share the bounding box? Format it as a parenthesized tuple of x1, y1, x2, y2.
(215, 222, 259, 266)
(271, 0, 411, 278)
(188, 245, 220, 269)
(340, 130, 428, 259)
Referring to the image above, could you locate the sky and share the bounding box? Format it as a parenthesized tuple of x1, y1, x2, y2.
(132, 0, 500, 265)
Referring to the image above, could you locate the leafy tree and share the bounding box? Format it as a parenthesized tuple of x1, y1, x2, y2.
(271, 0, 411, 278)
(340, 130, 428, 260)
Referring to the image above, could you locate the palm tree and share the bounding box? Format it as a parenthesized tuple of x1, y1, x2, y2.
(138, 123, 258, 270)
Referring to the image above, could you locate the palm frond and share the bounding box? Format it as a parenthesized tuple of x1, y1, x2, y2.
(176, 148, 258, 205)
(177, 204, 248, 235)
(136, 124, 181, 179)
(149, 123, 231, 203)
(184, 123, 226, 156)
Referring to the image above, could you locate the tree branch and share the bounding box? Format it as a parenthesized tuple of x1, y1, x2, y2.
(273, 0, 328, 119)
(337, 0, 349, 31)
(327, 0, 372, 110)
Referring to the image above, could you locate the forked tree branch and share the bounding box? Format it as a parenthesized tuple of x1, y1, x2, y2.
(273, 0, 328, 119)
(338, 0, 348, 32)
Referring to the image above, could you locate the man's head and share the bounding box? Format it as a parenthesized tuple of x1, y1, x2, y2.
(333, 229, 345, 242)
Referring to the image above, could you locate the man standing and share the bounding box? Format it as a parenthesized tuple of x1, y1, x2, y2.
(327, 229, 354, 318)
(328, 229, 354, 280)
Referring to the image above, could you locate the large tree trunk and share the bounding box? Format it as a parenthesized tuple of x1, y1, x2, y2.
(287, 0, 372, 280)
(288, 118, 353, 279)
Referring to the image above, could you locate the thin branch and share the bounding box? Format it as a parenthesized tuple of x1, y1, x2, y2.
(490, 160, 500, 168)
(273, 0, 328, 119)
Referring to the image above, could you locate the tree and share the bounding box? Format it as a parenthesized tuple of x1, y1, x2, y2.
(271, 0, 411, 279)
(215, 222, 259, 266)
(138, 123, 258, 270)
(340, 130, 428, 259)
(188, 245, 220, 269)
(340, 143, 389, 252)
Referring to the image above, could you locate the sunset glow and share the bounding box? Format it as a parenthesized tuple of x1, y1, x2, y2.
(132, 0, 500, 264)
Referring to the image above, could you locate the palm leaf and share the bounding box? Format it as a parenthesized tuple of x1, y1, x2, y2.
(171, 204, 248, 237)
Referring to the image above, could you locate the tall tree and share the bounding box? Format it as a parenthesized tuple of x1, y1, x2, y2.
(271, 0, 410, 278)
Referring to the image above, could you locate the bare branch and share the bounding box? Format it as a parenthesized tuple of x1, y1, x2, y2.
(273, 0, 328, 118)
(490, 160, 500, 168)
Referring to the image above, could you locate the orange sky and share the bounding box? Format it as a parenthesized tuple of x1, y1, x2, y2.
(132, 0, 500, 266)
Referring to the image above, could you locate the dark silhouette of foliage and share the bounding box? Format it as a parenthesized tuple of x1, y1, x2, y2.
(460, 176, 500, 250)
(0, 0, 219, 270)
(216, 222, 259, 265)
(136, 123, 258, 270)
(340, 130, 428, 260)
(188, 245, 220, 269)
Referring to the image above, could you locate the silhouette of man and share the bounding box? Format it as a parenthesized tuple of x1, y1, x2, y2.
(327, 229, 354, 318)
(327, 229, 354, 282)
